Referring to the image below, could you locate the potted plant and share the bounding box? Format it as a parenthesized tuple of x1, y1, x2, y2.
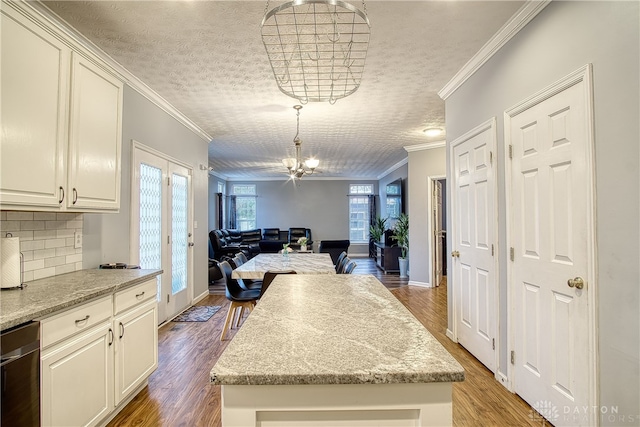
(391, 213, 409, 278)
(297, 236, 309, 251)
(369, 216, 388, 243)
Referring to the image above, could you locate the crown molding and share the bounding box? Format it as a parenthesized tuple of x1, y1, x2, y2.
(404, 141, 446, 153)
(376, 157, 408, 181)
(21, 0, 212, 143)
(438, 0, 551, 100)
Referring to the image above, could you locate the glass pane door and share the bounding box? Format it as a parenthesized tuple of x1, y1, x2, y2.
(171, 173, 188, 295)
(139, 163, 163, 300)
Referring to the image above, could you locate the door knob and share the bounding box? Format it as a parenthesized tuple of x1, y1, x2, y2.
(567, 277, 585, 290)
(451, 250, 460, 258)
(188, 242, 195, 247)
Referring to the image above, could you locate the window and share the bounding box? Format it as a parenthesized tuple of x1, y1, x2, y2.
(232, 184, 257, 231)
(348, 184, 374, 243)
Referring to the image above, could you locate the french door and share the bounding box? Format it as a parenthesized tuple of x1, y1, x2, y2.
(131, 143, 192, 324)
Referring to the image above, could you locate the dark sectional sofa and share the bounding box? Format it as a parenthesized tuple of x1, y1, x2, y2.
(208, 227, 313, 260)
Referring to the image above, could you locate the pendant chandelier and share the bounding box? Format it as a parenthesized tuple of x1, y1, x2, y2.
(282, 105, 319, 179)
(261, 0, 371, 104)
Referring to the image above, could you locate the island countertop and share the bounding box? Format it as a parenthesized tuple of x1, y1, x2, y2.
(211, 274, 464, 386)
(0, 268, 162, 330)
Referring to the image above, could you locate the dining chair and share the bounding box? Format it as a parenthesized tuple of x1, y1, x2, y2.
(334, 251, 348, 269)
(342, 260, 358, 274)
(259, 270, 297, 300)
(336, 255, 350, 274)
(219, 261, 261, 341)
(231, 254, 262, 291)
(236, 252, 249, 264)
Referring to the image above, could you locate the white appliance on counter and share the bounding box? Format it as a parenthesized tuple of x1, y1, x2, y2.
(1, 236, 22, 288)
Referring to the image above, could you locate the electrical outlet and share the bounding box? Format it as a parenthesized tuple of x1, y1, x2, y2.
(74, 231, 83, 249)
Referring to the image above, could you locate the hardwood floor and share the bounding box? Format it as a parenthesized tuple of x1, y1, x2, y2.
(109, 258, 544, 427)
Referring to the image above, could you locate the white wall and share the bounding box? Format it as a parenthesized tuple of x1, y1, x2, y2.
(83, 85, 210, 299)
(378, 162, 409, 229)
(406, 147, 446, 286)
(444, 1, 639, 420)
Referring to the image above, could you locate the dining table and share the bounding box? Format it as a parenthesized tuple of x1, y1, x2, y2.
(231, 252, 336, 280)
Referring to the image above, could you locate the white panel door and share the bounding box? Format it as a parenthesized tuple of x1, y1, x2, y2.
(508, 68, 593, 426)
(167, 162, 191, 317)
(451, 119, 497, 373)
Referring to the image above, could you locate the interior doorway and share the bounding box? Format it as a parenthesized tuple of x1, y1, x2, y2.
(428, 176, 447, 288)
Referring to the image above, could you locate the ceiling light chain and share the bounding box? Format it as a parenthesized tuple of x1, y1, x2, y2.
(261, 0, 371, 104)
(282, 105, 319, 179)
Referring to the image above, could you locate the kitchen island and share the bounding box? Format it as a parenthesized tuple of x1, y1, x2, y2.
(211, 274, 464, 427)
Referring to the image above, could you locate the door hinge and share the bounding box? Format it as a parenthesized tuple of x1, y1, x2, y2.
(489, 151, 493, 165)
(511, 350, 515, 365)
(491, 244, 494, 256)
(510, 247, 515, 261)
(492, 338, 495, 350)
(508, 144, 513, 159)
(167, 176, 170, 186)
(167, 294, 170, 303)
(167, 235, 170, 244)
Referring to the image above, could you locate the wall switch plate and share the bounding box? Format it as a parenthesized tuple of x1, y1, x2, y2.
(74, 231, 83, 249)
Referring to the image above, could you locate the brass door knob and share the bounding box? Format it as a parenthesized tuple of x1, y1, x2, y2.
(567, 277, 585, 290)
(451, 250, 460, 258)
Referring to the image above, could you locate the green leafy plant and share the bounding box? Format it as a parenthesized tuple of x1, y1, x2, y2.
(297, 237, 308, 246)
(391, 213, 409, 259)
(369, 216, 388, 243)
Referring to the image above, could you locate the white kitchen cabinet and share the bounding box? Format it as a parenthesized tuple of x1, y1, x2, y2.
(0, 4, 123, 212)
(113, 282, 158, 405)
(40, 281, 158, 426)
(41, 296, 114, 427)
(67, 53, 123, 210)
(0, 7, 68, 208)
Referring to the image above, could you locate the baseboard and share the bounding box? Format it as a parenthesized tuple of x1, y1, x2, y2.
(408, 280, 430, 288)
(446, 329, 457, 343)
(193, 290, 209, 304)
(496, 371, 510, 391)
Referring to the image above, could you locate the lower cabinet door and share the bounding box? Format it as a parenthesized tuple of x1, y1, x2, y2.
(41, 322, 114, 427)
(114, 298, 158, 405)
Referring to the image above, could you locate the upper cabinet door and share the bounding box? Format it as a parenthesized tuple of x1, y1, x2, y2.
(67, 53, 123, 210)
(0, 8, 68, 208)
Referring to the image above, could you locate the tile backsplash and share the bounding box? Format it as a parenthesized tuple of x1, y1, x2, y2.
(1, 211, 83, 282)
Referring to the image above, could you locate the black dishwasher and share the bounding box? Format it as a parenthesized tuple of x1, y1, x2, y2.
(1, 321, 40, 427)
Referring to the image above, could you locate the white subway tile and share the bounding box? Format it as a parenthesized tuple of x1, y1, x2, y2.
(65, 237, 74, 246)
(22, 271, 34, 282)
(34, 212, 57, 221)
(45, 221, 66, 230)
(65, 254, 82, 264)
(74, 262, 83, 271)
(21, 221, 45, 231)
(56, 229, 74, 238)
(34, 249, 56, 260)
(45, 256, 66, 268)
(56, 264, 75, 275)
(0, 221, 21, 232)
(66, 220, 82, 229)
(34, 230, 57, 240)
(23, 259, 44, 272)
(56, 213, 80, 221)
(21, 240, 45, 251)
(6, 212, 33, 221)
(0, 212, 6, 221)
(22, 251, 34, 261)
(55, 247, 76, 256)
(33, 267, 56, 280)
(75, 248, 82, 254)
(44, 239, 66, 249)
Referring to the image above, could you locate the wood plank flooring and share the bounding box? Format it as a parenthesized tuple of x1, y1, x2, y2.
(108, 258, 544, 427)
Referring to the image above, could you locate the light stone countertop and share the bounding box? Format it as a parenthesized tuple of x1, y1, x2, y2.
(211, 274, 465, 386)
(0, 269, 162, 330)
(232, 253, 336, 280)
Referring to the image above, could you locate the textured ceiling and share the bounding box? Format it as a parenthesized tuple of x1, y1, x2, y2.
(42, 0, 524, 180)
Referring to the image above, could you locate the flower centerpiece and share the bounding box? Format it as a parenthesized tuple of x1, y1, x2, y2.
(297, 237, 309, 251)
(282, 243, 293, 260)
